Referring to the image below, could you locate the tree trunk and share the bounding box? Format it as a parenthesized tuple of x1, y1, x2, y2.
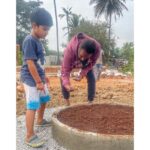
(53, 0, 60, 65)
(108, 13, 112, 57)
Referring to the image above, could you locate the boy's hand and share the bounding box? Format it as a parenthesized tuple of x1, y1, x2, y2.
(36, 82, 45, 91)
(65, 84, 74, 92)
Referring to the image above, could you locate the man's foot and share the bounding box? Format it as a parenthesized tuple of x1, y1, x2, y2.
(65, 99, 70, 106)
(35, 119, 51, 127)
(88, 101, 93, 105)
(25, 135, 45, 148)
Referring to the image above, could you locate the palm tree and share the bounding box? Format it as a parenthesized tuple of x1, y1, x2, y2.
(89, 0, 128, 55)
(59, 7, 72, 41)
(53, 0, 60, 64)
(68, 14, 81, 30)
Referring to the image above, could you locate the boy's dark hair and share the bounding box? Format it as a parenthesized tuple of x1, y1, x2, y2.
(30, 8, 53, 27)
(80, 39, 96, 54)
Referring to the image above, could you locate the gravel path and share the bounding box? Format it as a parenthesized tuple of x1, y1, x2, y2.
(16, 107, 67, 150)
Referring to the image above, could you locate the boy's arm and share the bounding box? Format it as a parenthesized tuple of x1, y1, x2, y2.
(26, 60, 44, 90)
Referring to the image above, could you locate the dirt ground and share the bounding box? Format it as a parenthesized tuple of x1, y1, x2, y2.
(16, 76, 134, 116)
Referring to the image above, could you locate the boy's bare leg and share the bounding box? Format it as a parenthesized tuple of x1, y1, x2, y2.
(26, 110, 36, 141)
(37, 103, 46, 124)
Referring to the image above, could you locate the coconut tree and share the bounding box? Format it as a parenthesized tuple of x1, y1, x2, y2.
(68, 14, 81, 30)
(59, 7, 72, 41)
(53, 0, 60, 64)
(89, 0, 128, 55)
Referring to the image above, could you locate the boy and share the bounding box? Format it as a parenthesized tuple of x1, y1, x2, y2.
(20, 8, 53, 148)
(61, 32, 101, 106)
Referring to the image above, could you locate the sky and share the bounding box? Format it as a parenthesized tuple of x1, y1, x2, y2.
(40, 0, 133, 50)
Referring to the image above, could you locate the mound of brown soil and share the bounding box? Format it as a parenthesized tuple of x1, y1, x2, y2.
(57, 104, 134, 135)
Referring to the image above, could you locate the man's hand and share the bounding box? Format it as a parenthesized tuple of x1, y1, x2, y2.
(73, 75, 83, 81)
(64, 84, 74, 92)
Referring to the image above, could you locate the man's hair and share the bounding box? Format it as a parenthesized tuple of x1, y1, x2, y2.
(80, 39, 96, 54)
(30, 8, 53, 27)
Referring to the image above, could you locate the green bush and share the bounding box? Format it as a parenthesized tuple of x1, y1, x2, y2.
(120, 43, 134, 75)
(16, 46, 23, 66)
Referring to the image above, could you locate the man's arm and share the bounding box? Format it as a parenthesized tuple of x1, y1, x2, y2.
(61, 34, 79, 89)
(61, 49, 72, 86)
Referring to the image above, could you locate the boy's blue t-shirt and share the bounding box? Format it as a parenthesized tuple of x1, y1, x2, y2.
(20, 35, 46, 87)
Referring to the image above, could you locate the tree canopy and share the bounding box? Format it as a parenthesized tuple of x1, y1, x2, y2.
(69, 19, 115, 63)
(16, 0, 43, 46)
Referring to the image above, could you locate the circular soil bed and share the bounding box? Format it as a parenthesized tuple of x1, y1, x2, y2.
(57, 104, 133, 135)
(52, 104, 134, 150)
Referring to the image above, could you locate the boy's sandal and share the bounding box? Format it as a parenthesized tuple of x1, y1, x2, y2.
(25, 135, 45, 148)
(35, 119, 52, 127)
